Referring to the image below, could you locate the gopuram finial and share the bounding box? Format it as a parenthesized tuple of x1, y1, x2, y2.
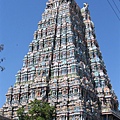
(81, 3, 89, 13)
(83, 3, 89, 10)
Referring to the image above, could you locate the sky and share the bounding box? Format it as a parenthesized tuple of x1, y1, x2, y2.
(0, 0, 120, 108)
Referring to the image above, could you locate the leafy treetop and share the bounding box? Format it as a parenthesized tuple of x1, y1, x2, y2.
(17, 99, 55, 120)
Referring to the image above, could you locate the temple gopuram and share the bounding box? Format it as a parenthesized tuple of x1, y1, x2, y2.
(1, 0, 120, 120)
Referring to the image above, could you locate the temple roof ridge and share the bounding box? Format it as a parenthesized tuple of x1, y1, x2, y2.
(46, 0, 74, 8)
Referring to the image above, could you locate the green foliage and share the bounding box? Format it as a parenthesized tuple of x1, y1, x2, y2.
(0, 44, 4, 52)
(17, 107, 26, 120)
(17, 99, 55, 120)
(0, 44, 5, 71)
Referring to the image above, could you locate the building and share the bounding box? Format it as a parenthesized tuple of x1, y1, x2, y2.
(1, 0, 120, 120)
(0, 109, 11, 120)
(0, 116, 11, 120)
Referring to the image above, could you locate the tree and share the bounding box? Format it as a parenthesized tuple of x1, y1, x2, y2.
(17, 107, 25, 120)
(0, 44, 5, 71)
(17, 99, 55, 120)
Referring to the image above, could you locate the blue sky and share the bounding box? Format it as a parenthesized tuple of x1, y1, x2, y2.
(0, 0, 120, 108)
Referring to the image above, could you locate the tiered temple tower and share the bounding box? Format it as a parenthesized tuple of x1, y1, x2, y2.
(81, 3, 120, 119)
(1, 0, 120, 120)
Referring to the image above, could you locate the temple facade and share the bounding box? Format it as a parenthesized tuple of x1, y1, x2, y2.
(1, 0, 120, 120)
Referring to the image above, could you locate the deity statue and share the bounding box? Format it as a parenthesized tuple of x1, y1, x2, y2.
(81, 3, 89, 12)
(83, 3, 89, 10)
